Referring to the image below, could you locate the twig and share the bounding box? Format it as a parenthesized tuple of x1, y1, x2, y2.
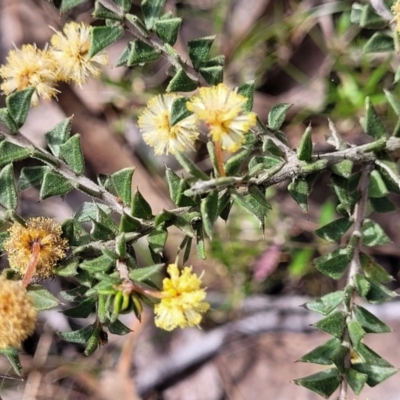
(338, 164, 373, 400)
(96, 0, 208, 86)
(135, 293, 399, 397)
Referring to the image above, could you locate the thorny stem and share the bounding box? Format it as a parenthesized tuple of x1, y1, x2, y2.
(22, 242, 41, 287)
(96, 0, 208, 87)
(214, 140, 226, 177)
(338, 164, 373, 400)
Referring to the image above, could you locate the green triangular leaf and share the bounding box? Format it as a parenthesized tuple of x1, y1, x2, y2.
(0, 141, 30, 166)
(188, 36, 215, 68)
(57, 325, 94, 343)
(360, 252, 393, 283)
(199, 66, 223, 85)
(63, 296, 96, 318)
(128, 264, 164, 282)
(329, 160, 353, 178)
(354, 305, 391, 333)
(108, 319, 132, 335)
(75, 202, 112, 223)
(200, 190, 218, 239)
(174, 151, 209, 180)
(110, 167, 135, 206)
(80, 255, 114, 274)
(225, 148, 252, 176)
(304, 290, 344, 316)
(354, 273, 371, 297)
(362, 219, 391, 246)
(363, 97, 387, 139)
(0, 164, 17, 210)
(297, 337, 341, 365)
(297, 125, 313, 161)
(368, 170, 388, 198)
(294, 368, 340, 399)
(127, 40, 161, 66)
(6, 87, 35, 128)
(363, 32, 395, 53)
(166, 68, 197, 92)
(18, 166, 50, 190)
(370, 196, 396, 213)
(59, 134, 85, 174)
(45, 117, 73, 157)
(141, 0, 165, 29)
(0, 347, 23, 376)
(131, 190, 152, 219)
(170, 97, 193, 126)
(27, 284, 60, 311)
(60, 0, 87, 12)
(268, 103, 291, 131)
(313, 311, 347, 338)
(346, 368, 368, 395)
(364, 278, 397, 303)
(348, 320, 365, 347)
(237, 81, 255, 113)
(315, 218, 352, 242)
(40, 171, 73, 199)
(89, 25, 124, 58)
(314, 247, 350, 280)
(147, 227, 167, 255)
(154, 17, 181, 45)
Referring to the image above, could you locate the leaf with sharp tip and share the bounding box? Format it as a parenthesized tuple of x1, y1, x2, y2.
(27, 284, 60, 311)
(313, 311, 347, 338)
(304, 290, 344, 315)
(297, 337, 341, 365)
(0, 164, 17, 210)
(89, 25, 124, 58)
(294, 368, 340, 399)
(6, 87, 35, 128)
(201, 190, 218, 238)
(354, 305, 391, 333)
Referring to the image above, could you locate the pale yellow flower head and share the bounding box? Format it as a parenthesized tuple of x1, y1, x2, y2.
(393, 0, 400, 33)
(50, 22, 108, 86)
(0, 277, 37, 349)
(138, 94, 199, 155)
(154, 264, 210, 331)
(0, 44, 58, 106)
(4, 217, 68, 280)
(186, 83, 256, 152)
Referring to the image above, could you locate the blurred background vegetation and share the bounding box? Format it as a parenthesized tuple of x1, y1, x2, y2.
(1, 0, 400, 399)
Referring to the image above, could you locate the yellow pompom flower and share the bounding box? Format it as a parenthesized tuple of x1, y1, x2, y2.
(393, 0, 400, 33)
(0, 44, 58, 106)
(50, 22, 109, 86)
(154, 264, 209, 331)
(3, 217, 68, 281)
(138, 94, 199, 155)
(0, 277, 37, 349)
(186, 83, 257, 152)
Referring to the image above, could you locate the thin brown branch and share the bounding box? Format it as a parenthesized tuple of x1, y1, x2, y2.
(96, 0, 208, 86)
(339, 164, 373, 400)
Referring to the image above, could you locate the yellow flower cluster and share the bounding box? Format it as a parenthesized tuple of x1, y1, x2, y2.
(0, 277, 37, 349)
(393, 0, 400, 33)
(0, 22, 108, 106)
(154, 264, 209, 331)
(138, 94, 199, 155)
(138, 83, 256, 155)
(187, 84, 257, 152)
(3, 217, 68, 280)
